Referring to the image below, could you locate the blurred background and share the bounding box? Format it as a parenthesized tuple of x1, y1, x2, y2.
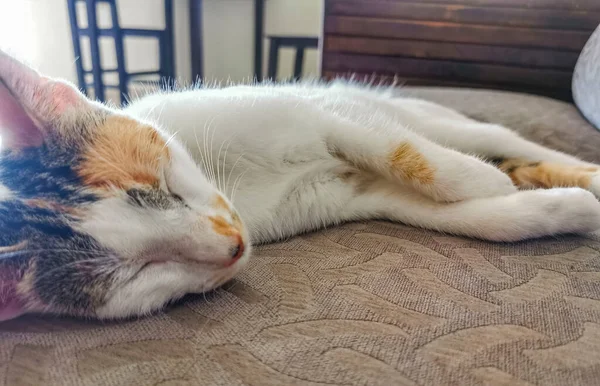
(0, 0, 323, 104)
(1, 0, 598, 107)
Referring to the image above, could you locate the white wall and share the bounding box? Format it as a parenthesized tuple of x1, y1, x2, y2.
(0, 0, 79, 81)
(0, 0, 323, 102)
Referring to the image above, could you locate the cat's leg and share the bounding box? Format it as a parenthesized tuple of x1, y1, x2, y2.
(326, 125, 517, 203)
(384, 101, 600, 197)
(407, 114, 594, 167)
(495, 159, 600, 198)
(343, 178, 600, 241)
(396, 111, 600, 197)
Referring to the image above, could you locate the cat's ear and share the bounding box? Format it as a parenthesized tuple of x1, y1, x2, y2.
(0, 49, 98, 150)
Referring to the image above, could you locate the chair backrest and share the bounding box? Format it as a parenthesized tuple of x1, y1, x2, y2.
(66, 0, 175, 104)
(267, 36, 319, 80)
(320, 0, 600, 101)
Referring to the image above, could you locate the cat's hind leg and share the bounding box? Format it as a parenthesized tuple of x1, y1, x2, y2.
(402, 108, 595, 167)
(495, 159, 600, 198)
(343, 177, 600, 241)
(388, 101, 600, 198)
(326, 124, 517, 203)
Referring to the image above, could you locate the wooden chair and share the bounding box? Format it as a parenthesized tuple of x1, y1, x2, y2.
(267, 36, 319, 80)
(66, 0, 175, 104)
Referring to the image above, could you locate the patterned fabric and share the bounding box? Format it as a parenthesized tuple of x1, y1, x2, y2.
(573, 24, 600, 131)
(2, 88, 600, 386)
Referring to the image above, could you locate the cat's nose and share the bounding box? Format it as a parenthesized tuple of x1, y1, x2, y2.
(225, 234, 245, 267)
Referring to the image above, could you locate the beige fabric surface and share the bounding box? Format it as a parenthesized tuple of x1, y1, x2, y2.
(2, 88, 600, 386)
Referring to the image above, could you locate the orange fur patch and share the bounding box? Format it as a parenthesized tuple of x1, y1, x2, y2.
(214, 195, 230, 211)
(499, 159, 596, 189)
(211, 195, 244, 235)
(209, 216, 238, 237)
(76, 116, 169, 190)
(389, 142, 435, 184)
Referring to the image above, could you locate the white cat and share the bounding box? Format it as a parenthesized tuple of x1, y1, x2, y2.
(127, 82, 600, 245)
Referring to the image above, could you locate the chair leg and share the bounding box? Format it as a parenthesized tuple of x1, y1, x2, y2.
(66, 0, 87, 95)
(162, 0, 175, 84)
(293, 46, 305, 80)
(189, 0, 204, 83)
(85, 0, 105, 102)
(254, 0, 265, 81)
(267, 38, 279, 80)
(108, 0, 128, 105)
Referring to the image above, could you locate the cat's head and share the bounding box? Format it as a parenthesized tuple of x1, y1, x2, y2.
(0, 50, 250, 321)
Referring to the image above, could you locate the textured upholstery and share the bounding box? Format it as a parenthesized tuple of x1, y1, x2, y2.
(2, 88, 600, 386)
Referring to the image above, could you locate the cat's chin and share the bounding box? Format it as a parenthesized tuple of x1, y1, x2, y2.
(94, 251, 250, 320)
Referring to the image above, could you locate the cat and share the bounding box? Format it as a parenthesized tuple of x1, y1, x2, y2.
(0, 49, 599, 321)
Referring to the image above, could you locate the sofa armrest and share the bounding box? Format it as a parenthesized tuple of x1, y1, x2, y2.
(320, 0, 600, 101)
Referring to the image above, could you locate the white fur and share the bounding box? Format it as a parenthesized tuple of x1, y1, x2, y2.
(96, 256, 248, 319)
(98, 82, 600, 318)
(125, 82, 600, 242)
(0, 184, 12, 200)
(590, 173, 600, 198)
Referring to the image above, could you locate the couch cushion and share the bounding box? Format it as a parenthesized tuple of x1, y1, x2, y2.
(1, 88, 599, 386)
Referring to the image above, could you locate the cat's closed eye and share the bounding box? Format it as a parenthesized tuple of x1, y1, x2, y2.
(127, 189, 145, 207)
(126, 188, 178, 209)
(171, 192, 184, 203)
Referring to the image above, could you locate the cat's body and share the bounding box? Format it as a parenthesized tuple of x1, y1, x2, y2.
(127, 82, 600, 244)
(0, 49, 599, 321)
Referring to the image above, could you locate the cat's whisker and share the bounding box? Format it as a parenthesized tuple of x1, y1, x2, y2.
(208, 119, 215, 186)
(213, 137, 222, 192)
(225, 153, 245, 200)
(154, 98, 168, 125)
(215, 133, 237, 194)
(230, 173, 243, 203)
(202, 289, 212, 304)
(143, 99, 162, 121)
(203, 118, 214, 185)
(163, 130, 180, 150)
(230, 168, 250, 204)
(215, 137, 229, 193)
(202, 117, 217, 185)
(220, 136, 236, 195)
(208, 116, 219, 188)
(194, 123, 211, 182)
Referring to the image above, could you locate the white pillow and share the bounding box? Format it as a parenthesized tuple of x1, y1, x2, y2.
(573, 24, 600, 130)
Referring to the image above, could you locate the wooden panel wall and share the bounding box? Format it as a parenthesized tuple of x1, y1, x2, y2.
(321, 0, 600, 100)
